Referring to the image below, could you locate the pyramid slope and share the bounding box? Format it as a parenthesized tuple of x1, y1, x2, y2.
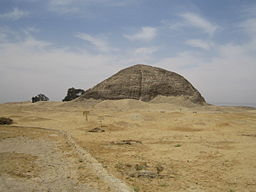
(80, 64, 206, 104)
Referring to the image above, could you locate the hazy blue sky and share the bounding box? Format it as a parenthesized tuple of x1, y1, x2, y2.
(0, 0, 256, 104)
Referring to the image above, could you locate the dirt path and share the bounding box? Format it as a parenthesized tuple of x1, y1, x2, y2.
(0, 126, 133, 192)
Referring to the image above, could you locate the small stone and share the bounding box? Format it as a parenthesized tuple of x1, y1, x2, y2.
(156, 164, 164, 174)
(88, 127, 105, 133)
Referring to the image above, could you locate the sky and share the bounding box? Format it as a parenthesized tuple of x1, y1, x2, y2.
(0, 0, 256, 105)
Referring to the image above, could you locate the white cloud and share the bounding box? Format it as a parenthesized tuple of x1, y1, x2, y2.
(168, 23, 185, 31)
(0, 26, 20, 43)
(155, 51, 204, 71)
(48, 0, 79, 14)
(0, 31, 152, 102)
(0, 26, 41, 44)
(240, 18, 256, 39)
(22, 26, 40, 35)
(243, 5, 256, 17)
(124, 27, 157, 41)
(185, 39, 212, 50)
(134, 47, 158, 55)
(22, 37, 52, 50)
(0, 32, 7, 41)
(0, 36, 120, 102)
(50, 0, 76, 5)
(154, 40, 256, 104)
(48, 0, 137, 14)
(121, 47, 159, 65)
(180, 12, 218, 36)
(0, 8, 28, 21)
(75, 32, 115, 52)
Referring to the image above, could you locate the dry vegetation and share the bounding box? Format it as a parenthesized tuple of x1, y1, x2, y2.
(0, 98, 256, 192)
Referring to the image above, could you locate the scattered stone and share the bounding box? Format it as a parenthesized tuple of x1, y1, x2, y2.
(135, 164, 144, 171)
(155, 164, 164, 174)
(88, 127, 105, 133)
(129, 171, 158, 179)
(135, 162, 147, 171)
(111, 140, 142, 145)
(0, 117, 13, 125)
(241, 134, 256, 137)
(115, 163, 132, 171)
(115, 162, 169, 180)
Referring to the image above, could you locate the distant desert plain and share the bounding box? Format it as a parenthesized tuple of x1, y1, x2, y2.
(0, 97, 256, 192)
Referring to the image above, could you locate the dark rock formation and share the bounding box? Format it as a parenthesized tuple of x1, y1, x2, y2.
(80, 64, 205, 104)
(88, 127, 105, 133)
(111, 140, 142, 145)
(32, 94, 49, 103)
(63, 87, 85, 101)
(0, 117, 13, 125)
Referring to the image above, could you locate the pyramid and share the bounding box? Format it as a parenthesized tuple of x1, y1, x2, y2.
(79, 64, 205, 104)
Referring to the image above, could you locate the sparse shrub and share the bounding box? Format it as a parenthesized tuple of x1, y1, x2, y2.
(155, 164, 164, 174)
(0, 117, 13, 125)
(32, 94, 49, 103)
(135, 163, 145, 171)
(159, 183, 168, 187)
(175, 144, 182, 147)
(133, 186, 140, 192)
(63, 87, 85, 101)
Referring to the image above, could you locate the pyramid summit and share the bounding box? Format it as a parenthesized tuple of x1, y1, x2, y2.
(79, 64, 206, 104)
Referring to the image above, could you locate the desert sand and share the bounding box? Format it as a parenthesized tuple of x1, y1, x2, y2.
(0, 98, 256, 192)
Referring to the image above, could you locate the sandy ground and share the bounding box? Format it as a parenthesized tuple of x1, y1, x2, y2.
(0, 98, 256, 192)
(0, 126, 117, 192)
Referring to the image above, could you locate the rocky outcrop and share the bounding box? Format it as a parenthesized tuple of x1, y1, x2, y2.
(80, 64, 206, 104)
(63, 88, 85, 101)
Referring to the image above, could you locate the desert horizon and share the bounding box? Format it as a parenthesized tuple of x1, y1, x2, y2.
(2, 100, 256, 108)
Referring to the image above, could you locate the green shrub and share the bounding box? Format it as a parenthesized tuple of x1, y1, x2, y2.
(133, 186, 140, 192)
